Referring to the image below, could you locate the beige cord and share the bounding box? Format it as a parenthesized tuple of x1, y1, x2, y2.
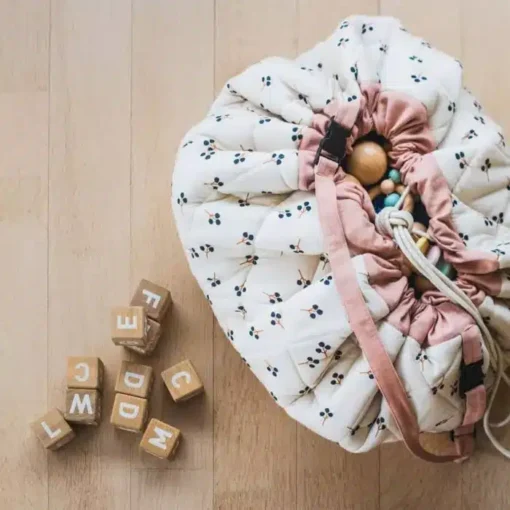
(375, 188, 510, 458)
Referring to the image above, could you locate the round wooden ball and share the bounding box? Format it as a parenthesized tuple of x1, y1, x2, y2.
(415, 275, 435, 293)
(403, 194, 414, 213)
(414, 222, 427, 234)
(368, 185, 382, 200)
(380, 179, 395, 195)
(346, 141, 388, 186)
(426, 245, 442, 266)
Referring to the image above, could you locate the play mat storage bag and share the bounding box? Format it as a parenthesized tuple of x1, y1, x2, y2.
(172, 15, 510, 462)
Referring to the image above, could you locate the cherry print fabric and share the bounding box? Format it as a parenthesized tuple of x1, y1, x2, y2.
(172, 15, 510, 454)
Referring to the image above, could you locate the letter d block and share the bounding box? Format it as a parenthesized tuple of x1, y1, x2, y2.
(115, 360, 154, 399)
(110, 393, 148, 433)
(140, 418, 181, 460)
(111, 306, 147, 347)
(66, 356, 104, 390)
(161, 359, 204, 402)
(131, 279, 172, 322)
(31, 408, 75, 450)
(64, 389, 102, 425)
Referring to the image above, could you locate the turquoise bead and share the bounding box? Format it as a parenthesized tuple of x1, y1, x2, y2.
(436, 259, 457, 280)
(388, 168, 401, 184)
(383, 193, 400, 207)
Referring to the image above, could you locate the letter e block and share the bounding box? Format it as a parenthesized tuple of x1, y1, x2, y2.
(110, 393, 148, 433)
(64, 389, 102, 425)
(131, 279, 171, 322)
(31, 408, 75, 450)
(115, 360, 154, 399)
(111, 306, 147, 347)
(127, 318, 162, 356)
(140, 418, 181, 460)
(161, 359, 204, 402)
(66, 356, 104, 390)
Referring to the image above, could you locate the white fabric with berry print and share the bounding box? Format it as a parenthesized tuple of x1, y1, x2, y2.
(172, 15, 510, 461)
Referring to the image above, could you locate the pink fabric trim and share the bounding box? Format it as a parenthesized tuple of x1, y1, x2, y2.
(403, 153, 500, 277)
(314, 157, 462, 463)
(300, 86, 491, 462)
(299, 83, 501, 301)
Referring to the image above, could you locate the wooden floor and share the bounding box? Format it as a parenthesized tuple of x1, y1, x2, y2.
(3, 0, 510, 509)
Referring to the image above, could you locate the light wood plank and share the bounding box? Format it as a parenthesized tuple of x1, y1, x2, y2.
(0, 1, 50, 508)
(215, 0, 298, 88)
(48, 1, 132, 508)
(213, 1, 298, 509)
(130, 2, 214, 497)
(378, 2, 463, 509)
(297, 430, 379, 510)
(462, 0, 510, 134)
(296, 2, 380, 509)
(380, 0, 461, 58)
(462, 1, 510, 508)
(3, 2, 510, 509)
(297, 0, 380, 52)
(131, 469, 212, 510)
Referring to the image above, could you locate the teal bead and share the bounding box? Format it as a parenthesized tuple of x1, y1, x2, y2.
(436, 259, 457, 280)
(383, 193, 400, 207)
(388, 169, 401, 184)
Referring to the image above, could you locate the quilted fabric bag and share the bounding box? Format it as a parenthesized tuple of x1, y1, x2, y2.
(172, 15, 510, 462)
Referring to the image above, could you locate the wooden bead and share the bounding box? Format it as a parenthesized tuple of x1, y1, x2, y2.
(115, 360, 154, 399)
(110, 393, 148, 433)
(403, 194, 414, 213)
(66, 356, 104, 390)
(111, 306, 147, 347)
(413, 222, 427, 234)
(426, 245, 442, 266)
(384, 193, 400, 208)
(396, 184, 406, 194)
(436, 259, 456, 280)
(130, 279, 172, 322)
(65, 389, 102, 426)
(388, 168, 401, 183)
(410, 237, 430, 274)
(415, 275, 435, 293)
(346, 141, 388, 185)
(380, 179, 395, 195)
(161, 360, 204, 402)
(31, 409, 75, 450)
(368, 185, 382, 200)
(416, 237, 429, 255)
(140, 418, 181, 460)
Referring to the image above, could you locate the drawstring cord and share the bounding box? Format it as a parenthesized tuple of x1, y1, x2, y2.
(375, 186, 510, 458)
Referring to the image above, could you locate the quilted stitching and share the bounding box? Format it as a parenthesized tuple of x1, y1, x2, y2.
(172, 15, 508, 453)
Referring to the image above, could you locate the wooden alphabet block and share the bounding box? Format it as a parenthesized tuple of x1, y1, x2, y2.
(66, 356, 104, 390)
(64, 389, 102, 425)
(130, 279, 171, 322)
(139, 418, 181, 460)
(111, 306, 147, 347)
(126, 318, 162, 356)
(31, 408, 75, 450)
(115, 360, 154, 399)
(161, 360, 204, 402)
(110, 393, 148, 433)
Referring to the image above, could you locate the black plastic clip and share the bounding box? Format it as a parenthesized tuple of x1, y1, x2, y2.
(449, 427, 476, 442)
(458, 358, 484, 397)
(313, 119, 351, 167)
